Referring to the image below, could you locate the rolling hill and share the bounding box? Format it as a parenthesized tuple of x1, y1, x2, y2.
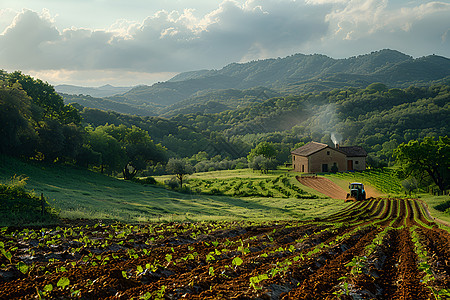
(56, 84, 132, 97)
(60, 49, 450, 117)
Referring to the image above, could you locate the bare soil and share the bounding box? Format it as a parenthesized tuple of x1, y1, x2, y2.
(0, 198, 448, 299)
(296, 175, 382, 199)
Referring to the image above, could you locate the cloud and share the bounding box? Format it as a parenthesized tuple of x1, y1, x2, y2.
(0, 0, 449, 86)
(0, 1, 329, 74)
(306, 0, 450, 56)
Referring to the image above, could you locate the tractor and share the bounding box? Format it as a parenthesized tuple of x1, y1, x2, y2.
(345, 182, 366, 202)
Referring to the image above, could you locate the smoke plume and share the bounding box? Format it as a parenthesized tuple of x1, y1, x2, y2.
(331, 132, 343, 146)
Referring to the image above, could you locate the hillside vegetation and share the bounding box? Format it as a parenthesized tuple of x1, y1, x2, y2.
(80, 83, 450, 166)
(0, 156, 348, 223)
(66, 49, 450, 113)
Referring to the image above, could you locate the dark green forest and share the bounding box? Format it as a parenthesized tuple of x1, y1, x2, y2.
(1, 69, 449, 186)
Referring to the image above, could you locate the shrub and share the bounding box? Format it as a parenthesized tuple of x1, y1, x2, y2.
(0, 176, 59, 225)
(132, 176, 157, 185)
(165, 177, 180, 189)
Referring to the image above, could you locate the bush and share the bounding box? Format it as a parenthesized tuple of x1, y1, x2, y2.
(132, 176, 157, 185)
(165, 177, 180, 189)
(0, 176, 59, 225)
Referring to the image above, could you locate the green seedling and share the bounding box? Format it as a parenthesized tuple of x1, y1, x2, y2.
(57, 277, 70, 289)
(232, 257, 243, 268)
(249, 274, 269, 290)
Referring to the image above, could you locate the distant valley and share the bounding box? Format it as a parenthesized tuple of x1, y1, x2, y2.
(56, 84, 133, 98)
(57, 49, 450, 117)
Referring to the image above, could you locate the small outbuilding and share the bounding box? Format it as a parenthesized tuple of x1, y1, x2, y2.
(291, 142, 367, 173)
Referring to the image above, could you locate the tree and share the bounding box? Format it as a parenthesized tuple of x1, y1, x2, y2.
(76, 144, 101, 168)
(0, 85, 35, 155)
(247, 142, 281, 172)
(100, 125, 168, 179)
(87, 128, 126, 174)
(165, 158, 194, 187)
(7, 71, 81, 124)
(394, 136, 449, 192)
(123, 142, 168, 179)
(247, 142, 277, 161)
(248, 155, 277, 173)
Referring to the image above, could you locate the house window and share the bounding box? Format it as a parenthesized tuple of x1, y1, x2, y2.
(355, 161, 359, 164)
(302, 165, 304, 172)
(293, 156, 295, 161)
(327, 151, 330, 155)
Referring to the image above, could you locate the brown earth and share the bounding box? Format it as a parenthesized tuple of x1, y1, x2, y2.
(296, 175, 382, 199)
(0, 198, 449, 299)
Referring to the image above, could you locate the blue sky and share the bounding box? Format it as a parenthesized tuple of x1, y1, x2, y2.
(1, 0, 449, 86)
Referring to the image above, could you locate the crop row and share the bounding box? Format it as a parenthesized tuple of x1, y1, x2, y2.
(0, 198, 449, 299)
(329, 168, 403, 195)
(186, 175, 317, 199)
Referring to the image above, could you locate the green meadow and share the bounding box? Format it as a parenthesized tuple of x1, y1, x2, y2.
(0, 156, 348, 224)
(1, 156, 448, 226)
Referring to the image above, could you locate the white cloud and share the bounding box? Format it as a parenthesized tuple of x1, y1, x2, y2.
(0, 0, 449, 85)
(0, 8, 18, 33)
(304, 0, 450, 57)
(0, 1, 329, 75)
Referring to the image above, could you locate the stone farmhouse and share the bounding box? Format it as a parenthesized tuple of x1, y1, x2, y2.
(291, 141, 367, 173)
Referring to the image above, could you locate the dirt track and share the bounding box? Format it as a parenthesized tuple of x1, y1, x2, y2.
(296, 176, 381, 199)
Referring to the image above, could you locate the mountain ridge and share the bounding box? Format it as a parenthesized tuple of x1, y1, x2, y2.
(60, 49, 450, 116)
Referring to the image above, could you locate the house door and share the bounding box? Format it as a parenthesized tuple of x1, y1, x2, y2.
(322, 164, 328, 172)
(347, 160, 353, 171)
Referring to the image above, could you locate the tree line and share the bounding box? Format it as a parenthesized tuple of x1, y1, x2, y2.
(0, 71, 167, 179)
(1, 70, 448, 191)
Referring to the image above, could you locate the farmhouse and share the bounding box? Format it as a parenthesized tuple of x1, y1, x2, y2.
(291, 141, 367, 173)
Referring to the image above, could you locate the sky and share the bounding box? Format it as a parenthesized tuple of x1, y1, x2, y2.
(1, 0, 449, 87)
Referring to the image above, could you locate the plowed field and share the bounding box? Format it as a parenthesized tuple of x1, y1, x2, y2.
(296, 176, 381, 199)
(0, 198, 449, 299)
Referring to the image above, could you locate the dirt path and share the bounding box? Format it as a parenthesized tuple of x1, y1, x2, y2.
(418, 199, 450, 228)
(296, 176, 381, 199)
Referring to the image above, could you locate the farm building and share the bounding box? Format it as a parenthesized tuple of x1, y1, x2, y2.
(291, 141, 367, 173)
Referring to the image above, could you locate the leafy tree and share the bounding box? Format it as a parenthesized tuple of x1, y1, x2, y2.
(0, 85, 35, 154)
(247, 142, 277, 161)
(394, 136, 449, 191)
(87, 128, 126, 174)
(99, 125, 168, 179)
(366, 82, 388, 92)
(165, 158, 194, 187)
(76, 144, 101, 168)
(7, 71, 80, 124)
(249, 155, 277, 173)
(36, 120, 66, 162)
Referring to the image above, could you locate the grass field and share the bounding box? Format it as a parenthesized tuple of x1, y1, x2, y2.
(0, 157, 348, 224)
(1, 156, 448, 225)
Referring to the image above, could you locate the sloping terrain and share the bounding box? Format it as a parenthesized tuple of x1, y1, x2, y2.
(0, 198, 448, 299)
(109, 50, 450, 108)
(297, 176, 382, 199)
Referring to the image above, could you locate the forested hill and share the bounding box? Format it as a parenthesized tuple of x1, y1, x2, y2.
(107, 49, 449, 109)
(79, 83, 450, 166)
(1, 68, 448, 175)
